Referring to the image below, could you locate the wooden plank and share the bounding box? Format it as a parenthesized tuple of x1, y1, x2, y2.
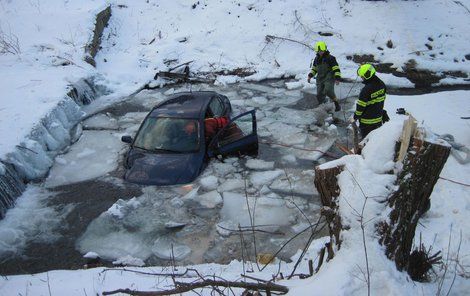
(397, 115, 417, 163)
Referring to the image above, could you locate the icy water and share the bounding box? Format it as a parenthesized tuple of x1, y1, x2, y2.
(0, 80, 360, 275)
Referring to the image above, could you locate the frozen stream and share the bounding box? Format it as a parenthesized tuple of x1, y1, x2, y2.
(0, 80, 360, 274)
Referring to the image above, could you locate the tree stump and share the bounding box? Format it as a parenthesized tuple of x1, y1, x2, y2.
(377, 139, 451, 273)
(314, 165, 343, 254)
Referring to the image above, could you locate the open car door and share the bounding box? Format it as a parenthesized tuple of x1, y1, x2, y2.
(208, 110, 258, 158)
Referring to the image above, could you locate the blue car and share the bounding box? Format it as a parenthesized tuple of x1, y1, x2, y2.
(121, 91, 258, 185)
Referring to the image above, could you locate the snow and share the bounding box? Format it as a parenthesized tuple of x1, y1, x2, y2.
(83, 252, 99, 259)
(112, 255, 145, 267)
(1, 0, 470, 295)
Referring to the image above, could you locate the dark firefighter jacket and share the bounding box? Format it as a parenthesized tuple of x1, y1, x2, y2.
(354, 75, 387, 125)
(308, 51, 341, 84)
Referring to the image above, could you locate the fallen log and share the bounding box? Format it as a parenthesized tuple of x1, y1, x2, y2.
(102, 279, 289, 295)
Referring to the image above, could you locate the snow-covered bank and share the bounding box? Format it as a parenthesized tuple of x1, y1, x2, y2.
(96, 0, 469, 93)
(0, 77, 106, 219)
(0, 1, 111, 217)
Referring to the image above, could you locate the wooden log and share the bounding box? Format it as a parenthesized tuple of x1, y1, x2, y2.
(377, 139, 451, 272)
(314, 165, 343, 248)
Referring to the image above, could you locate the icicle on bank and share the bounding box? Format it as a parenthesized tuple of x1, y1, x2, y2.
(0, 162, 25, 219)
(0, 78, 105, 220)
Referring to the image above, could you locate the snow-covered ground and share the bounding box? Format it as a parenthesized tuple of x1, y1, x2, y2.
(1, 0, 469, 295)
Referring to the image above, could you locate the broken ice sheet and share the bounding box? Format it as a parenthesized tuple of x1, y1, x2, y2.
(83, 113, 118, 130)
(152, 236, 191, 260)
(245, 159, 275, 170)
(77, 188, 186, 262)
(45, 130, 124, 187)
(199, 175, 218, 191)
(270, 169, 319, 196)
(250, 169, 284, 187)
(217, 179, 245, 192)
(197, 190, 223, 208)
(271, 107, 316, 126)
(219, 192, 295, 231)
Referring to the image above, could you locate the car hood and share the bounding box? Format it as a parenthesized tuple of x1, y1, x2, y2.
(125, 152, 203, 185)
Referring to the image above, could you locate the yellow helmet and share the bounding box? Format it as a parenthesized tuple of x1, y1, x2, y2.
(357, 64, 376, 80)
(314, 41, 327, 52)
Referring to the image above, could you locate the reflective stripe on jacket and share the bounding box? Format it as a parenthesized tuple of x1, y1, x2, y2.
(355, 75, 386, 125)
(309, 51, 341, 83)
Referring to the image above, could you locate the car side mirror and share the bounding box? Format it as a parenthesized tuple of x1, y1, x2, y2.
(121, 135, 133, 144)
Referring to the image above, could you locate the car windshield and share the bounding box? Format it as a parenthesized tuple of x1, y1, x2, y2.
(133, 117, 200, 153)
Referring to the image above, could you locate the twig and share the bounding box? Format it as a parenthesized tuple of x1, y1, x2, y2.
(100, 268, 195, 277)
(283, 170, 313, 230)
(47, 272, 52, 296)
(265, 35, 314, 51)
(437, 225, 453, 295)
(0, 26, 21, 55)
(287, 215, 324, 279)
(293, 10, 314, 37)
(438, 177, 470, 187)
(218, 225, 284, 235)
(243, 175, 260, 271)
(54, 55, 85, 69)
(238, 224, 247, 276)
(445, 230, 462, 296)
(103, 279, 289, 295)
(345, 167, 371, 296)
(168, 60, 194, 72)
(260, 218, 327, 272)
(240, 274, 270, 283)
(453, 1, 470, 14)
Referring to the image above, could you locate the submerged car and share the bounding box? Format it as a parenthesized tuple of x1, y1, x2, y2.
(121, 91, 258, 185)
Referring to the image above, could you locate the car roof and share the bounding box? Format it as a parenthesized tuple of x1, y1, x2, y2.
(149, 91, 218, 119)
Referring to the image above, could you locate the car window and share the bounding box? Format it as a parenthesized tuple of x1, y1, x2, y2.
(134, 117, 200, 153)
(209, 97, 224, 117)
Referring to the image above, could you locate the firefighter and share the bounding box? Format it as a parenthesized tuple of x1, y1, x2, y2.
(353, 64, 387, 138)
(307, 41, 342, 111)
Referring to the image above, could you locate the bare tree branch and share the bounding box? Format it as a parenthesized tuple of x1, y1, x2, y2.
(265, 35, 314, 51)
(102, 279, 289, 295)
